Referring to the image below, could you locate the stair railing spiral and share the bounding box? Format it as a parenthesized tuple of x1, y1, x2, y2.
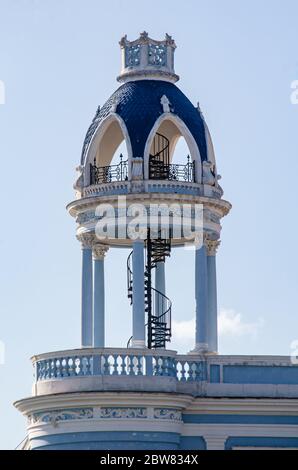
(126, 250, 172, 348)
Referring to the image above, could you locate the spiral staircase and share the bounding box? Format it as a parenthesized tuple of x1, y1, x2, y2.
(149, 132, 170, 180)
(127, 231, 172, 349)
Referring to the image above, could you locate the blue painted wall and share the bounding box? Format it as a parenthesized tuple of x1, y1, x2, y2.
(179, 436, 206, 450)
(183, 414, 298, 425)
(225, 437, 298, 449)
(223, 365, 298, 384)
(30, 431, 181, 450)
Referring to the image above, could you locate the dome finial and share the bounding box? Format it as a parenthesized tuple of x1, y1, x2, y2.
(117, 32, 179, 84)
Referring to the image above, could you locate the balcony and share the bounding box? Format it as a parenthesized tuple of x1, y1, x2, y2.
(90, 154, 128, 185)
(31, 348, 298, 399)
(89, 154, 195, 186)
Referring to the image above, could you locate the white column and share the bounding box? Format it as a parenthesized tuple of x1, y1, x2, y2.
(92, 244, 109, 348)
(80, 233, 94, 348)
(155, 261, 166, 316)
(194, 240, 209, 353)
(206, 239, 220, 354)
(132, 239, 146, 348)
(205, 435, 227, 450)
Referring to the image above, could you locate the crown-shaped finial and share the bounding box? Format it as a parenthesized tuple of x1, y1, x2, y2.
(117, 32, 179, 84)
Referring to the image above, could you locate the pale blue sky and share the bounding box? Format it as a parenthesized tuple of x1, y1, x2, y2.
(0, 0, 298, 449)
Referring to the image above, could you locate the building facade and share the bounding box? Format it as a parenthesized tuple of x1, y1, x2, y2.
(15, 33, 298, 450)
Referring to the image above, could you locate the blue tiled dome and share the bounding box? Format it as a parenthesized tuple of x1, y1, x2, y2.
(81, 80, 207, 165)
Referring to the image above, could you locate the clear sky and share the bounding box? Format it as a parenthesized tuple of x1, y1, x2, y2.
(0, 0, 298, 449)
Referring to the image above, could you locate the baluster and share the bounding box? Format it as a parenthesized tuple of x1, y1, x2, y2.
(193, 361, 199, 381)
(47, 360, 51, 379)
(43, 360, 48, 379)
(160, 357, 167, 376)
(180, 361, 186, 382)
(36, 361, 40, 381)
(69, 357, 76, 376)
(38, 361, 42, 380)
(136, 356, 143, 375)
(103, 355, 110, 375)
(168, 357, 175, 377)
(64, 357, 70, 376)
(188, 362, 195, 381)
(39, 361, 44, 380)
(85, 356, 91, 375)
(163, 357, 169, 376)
(51, 359, 56, 378)
(156, 357, 162, 376)
(153, 357, 159, 376)
(48, 360, 52, 379)
(186, 155, 190, 181)
(72, 357, 78, 376)
(99, 354, 105, 375)
(128, 355, 135, 375)
(43, 361, 48, 379)
(170, 357, 177, 377)
(54, 359, 60, 378)
(48, 359, 53, 378)
(80, 356, 85, 375)
(119, 153, 123, 180)
(74, 357, 80, 376)
(112, 355, 119, 375)
(60, 358, 66, 377)
(120, 355, 126, 375)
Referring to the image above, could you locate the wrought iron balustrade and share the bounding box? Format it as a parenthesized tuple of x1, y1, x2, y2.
(90, 154, 128, 185)
(149, 155, 195, 183)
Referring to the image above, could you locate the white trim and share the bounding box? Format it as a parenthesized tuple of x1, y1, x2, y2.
(27, 418, 184, 439)
(14, 392, 193, 415)
(182, 423, 298, 439)
(143, 114, 202, 183)
(184, 397, 298, 415)
(203, 121, 216, 166)
(83, 113, 133, 183)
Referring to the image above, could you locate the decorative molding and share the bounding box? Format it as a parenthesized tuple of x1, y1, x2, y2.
(29, 408, 93, 426)
(83, 181, 130, 197)
(202, 161, 216, 186)
(205, 238, 221, 256)
(92, 244, 109, 260)
(28, 406, 183, 425)
(77, 232, 94, 249)
(119, 32, 176, 48)
(118, 32, 179, 84)
(110, 97, 118, 113)
(160, 95, 171, 113)
(73, 165, 84, 198)
(154, 408, 182, 422)
(101, 407, 147, 419)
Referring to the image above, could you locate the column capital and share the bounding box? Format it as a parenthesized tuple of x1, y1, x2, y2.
(92, 243, 109, 260)
(205, 238, 221, 256)
(77, 232, 95, 249)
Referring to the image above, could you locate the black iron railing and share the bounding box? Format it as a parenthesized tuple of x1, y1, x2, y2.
(168, 156, 195, 182)
(126, 230, 172, 350)
(90, 154, 128, 185)
(89, 153, 195, 185)
(149, 155, 195, 183)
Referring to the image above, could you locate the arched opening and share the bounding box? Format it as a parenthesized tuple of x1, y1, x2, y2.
(84, 115, 132, 185)
(144, 115, 202, 183)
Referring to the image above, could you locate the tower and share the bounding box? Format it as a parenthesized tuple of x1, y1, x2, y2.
(15, 33, 298, 451)
(71, 31, 230, 354)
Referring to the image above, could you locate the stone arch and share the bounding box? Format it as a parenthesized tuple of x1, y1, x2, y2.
(143, 114, 202, 182)
(83, 114, 133, 185)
